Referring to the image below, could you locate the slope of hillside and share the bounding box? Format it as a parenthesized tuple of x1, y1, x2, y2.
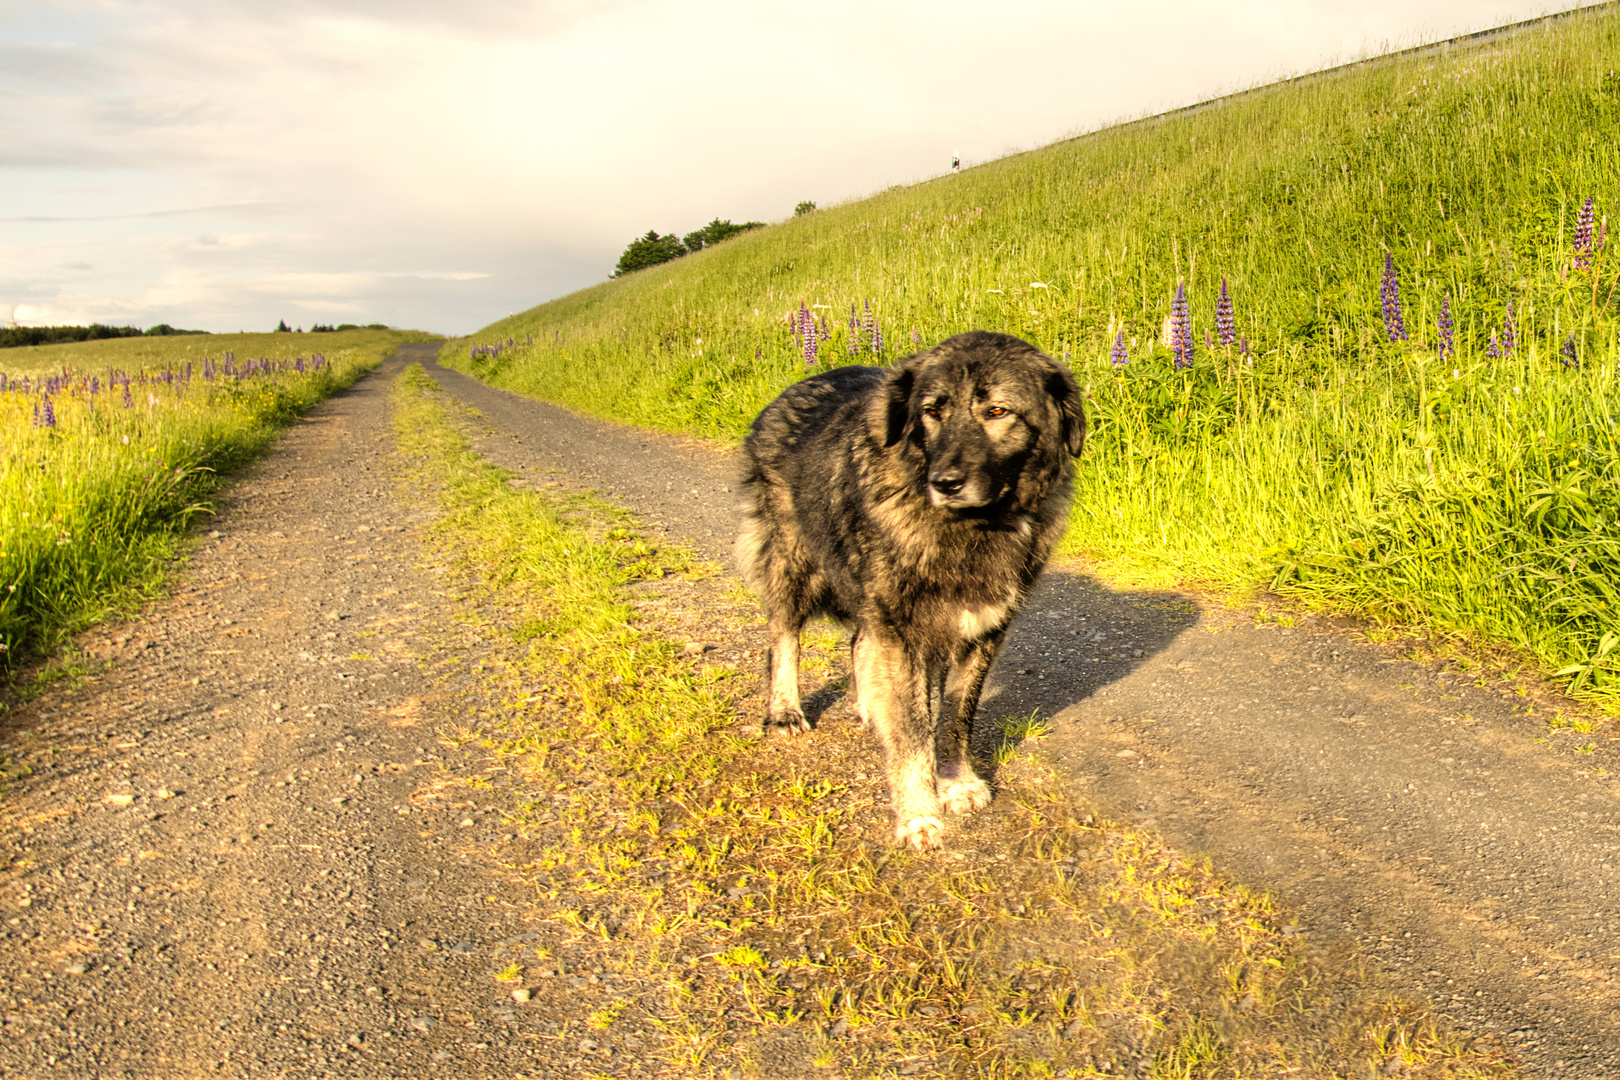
(443, 6, 1620, 705)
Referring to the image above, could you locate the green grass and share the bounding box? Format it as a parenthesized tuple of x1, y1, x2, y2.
(394, 363, 1514, 1078)
(440, 6, 1620, 708)
(0, 328, 435, 668)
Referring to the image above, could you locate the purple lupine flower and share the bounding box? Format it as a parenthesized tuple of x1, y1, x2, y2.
(1486, 330, 1501, 360)
(1111, 329, 1128, 367)
(1561, 333, 1580, 370)
(41, 396, 56, 429)
(870, 315, 883, 357)
(1240, 335, 1250, 358)
(31, 402, 40, 427)
(0, 373, 7, 392)
(802, 311, 819, 367)
(1171, 281, 1194, 369)
(123, 385, 133, 408)
(1380, 252, 1408, 341)
(1502, 302, 1517, 354)
(1215, 277, 1237, 346)
(862, 299, 874, 341)
(1438, 294, 1454, 361)
(1574, 197, 1597, 270)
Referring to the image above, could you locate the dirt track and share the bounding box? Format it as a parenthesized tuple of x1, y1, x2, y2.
(1, 343, 1617, 1077)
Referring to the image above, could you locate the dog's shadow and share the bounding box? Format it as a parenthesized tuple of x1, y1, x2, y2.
(796, 567, 1199, 777)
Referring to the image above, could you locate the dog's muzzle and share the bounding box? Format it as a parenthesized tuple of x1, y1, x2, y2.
(928, 470, 992, 509)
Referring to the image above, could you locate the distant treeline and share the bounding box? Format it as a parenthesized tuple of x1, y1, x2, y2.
(0, 323, 207, 349)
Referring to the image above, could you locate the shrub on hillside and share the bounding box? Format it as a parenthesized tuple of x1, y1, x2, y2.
(613, 231, 687, 277)
(794, 201, 816, 216)
(682, 218, 764, 254)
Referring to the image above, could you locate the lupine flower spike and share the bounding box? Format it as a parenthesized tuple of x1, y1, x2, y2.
(1380, 252, 1408, 341)
(1216, 278, 1236, 346)
(848, 304, 859, 356)
(1438, 295, 1454, 361)
(1561, 333, 1580, 370)
(1171, 282, 1194, 370)
(1111, 330, 1128, 367)
(1574, 197, 1597, 270)
(41, 396, 56, 429)
(1502, 302, 1517, 354)
(1486, 330, 1501, 360)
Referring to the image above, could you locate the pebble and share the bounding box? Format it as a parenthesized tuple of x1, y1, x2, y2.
(829, 1017, 850, 1038)
(106, 794, 134, 806)
(63, 963, 87, 976)
(409, 1016, 437, 1033)
(682, 641, 705, 656)
(511, 988, 531, 1003)
(156, 789, 176, 800)
(579, 1038, 598, 1052)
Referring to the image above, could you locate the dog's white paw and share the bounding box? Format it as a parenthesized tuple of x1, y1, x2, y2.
(764, 707, 811, 735)
(937, 775, 992, 816)
(895, 815, 946, 851)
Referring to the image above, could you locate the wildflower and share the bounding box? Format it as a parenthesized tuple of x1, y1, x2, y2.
(1561, 333, 1580, 370)
(870, 315, 883, 357)
(122, 385, 133, 409)
(911, 327, 921, 347)
(1111, 329, 1128, 367)
(1574, 197, 1597, 270)
(1502, 302, 1517, 354)
(41, 396, 56, 428)
(1486, 330, 1501, 359)
(1438, 294, 1454, 361)
(802, 309, 819, 367)
(1239, 334, 1250, 358)
(1171, 281, 1194, 370)
(1216, 277, 1237, 345)
(1379, 252, 1408, 341)
(862, 299, 874, 342)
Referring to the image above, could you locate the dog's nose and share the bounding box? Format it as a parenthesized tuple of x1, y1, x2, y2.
(929, 471, 966, 497)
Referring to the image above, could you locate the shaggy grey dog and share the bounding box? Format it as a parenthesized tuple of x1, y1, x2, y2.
(736, 331, 1085, 849)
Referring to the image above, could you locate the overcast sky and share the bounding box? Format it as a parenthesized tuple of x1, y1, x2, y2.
(0, 1, 1600, 336)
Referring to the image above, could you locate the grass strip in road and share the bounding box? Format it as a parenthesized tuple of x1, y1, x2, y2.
(0, 329, 436, 669)
(393, 362, 1513, 1079)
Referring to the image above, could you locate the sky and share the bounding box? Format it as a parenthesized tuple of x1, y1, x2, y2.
(0, 1, 1604, 336)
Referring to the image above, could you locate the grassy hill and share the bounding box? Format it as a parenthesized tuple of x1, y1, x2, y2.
(443, 6, 1620, 705)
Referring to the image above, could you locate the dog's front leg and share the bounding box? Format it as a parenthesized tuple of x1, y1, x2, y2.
(854, 627, 944, 849)
(764, 616, 811, 734)
(936, 632, 1001, 815)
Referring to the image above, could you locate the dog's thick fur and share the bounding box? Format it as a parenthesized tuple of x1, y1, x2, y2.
(736, 331, 1085, 849)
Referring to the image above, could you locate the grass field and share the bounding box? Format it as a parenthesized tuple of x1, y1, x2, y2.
(0, 328, 435, 668)
(395, 364, 1514, 1078)
(440, 6, 1620, 708)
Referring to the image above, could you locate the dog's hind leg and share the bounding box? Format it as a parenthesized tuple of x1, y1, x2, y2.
(935, 633, 1001, 816)
(764, 617, 811, 734)
(855, 628, 945, 849)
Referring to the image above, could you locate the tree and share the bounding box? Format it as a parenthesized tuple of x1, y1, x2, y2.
(794, 201, 816, 216)
(276, 319, 291, 332)
(613, 230, 687, 277)
(682, 218, 765, 254)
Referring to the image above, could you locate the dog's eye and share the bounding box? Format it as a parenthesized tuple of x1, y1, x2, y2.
(922, 405, 942, 419)
(984, 406, 1009, 419)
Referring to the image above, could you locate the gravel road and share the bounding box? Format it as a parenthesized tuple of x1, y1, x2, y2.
(1, 343, 1616, 1077)
(421, 347, 1620, 1078)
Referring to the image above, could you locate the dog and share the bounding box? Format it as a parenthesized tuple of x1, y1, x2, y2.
(736, 331, 1085, 849)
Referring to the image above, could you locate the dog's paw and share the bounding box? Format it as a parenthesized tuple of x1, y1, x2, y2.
(764, 707, 811, 735)
(937, 775, 992, 816)
(895, 815, 946, 851)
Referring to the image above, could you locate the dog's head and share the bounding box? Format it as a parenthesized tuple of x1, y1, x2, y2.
(876, 331, 1084, 512)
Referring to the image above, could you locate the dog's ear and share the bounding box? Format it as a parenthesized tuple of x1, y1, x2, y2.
(1045, 361, 1086, 457)
(879, 356, 922, 448)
